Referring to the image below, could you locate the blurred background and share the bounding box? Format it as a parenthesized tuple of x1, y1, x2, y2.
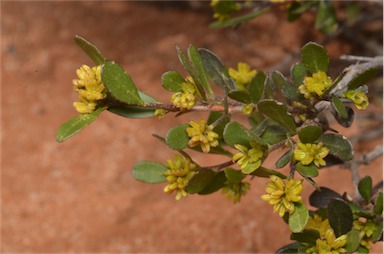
(2, 1, 382, 252)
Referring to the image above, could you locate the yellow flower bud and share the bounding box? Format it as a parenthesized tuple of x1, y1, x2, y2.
(186, 119, 219, 153)
(298, 71, 332, 99)
(229, 62, 257, 90)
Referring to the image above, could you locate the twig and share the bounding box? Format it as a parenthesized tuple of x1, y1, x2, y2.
(344, 145, 383, 201)
(200, 160, 235, 171)
(330, 56, 383, 94)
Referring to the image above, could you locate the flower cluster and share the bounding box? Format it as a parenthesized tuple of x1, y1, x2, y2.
(171, 78, 196, 110)
(229, 62, 257, 90)
(343, 89, 369, 110)
(298, 71, 332, 99)
(261, 176, 303, 217)
(232, 142, 265, 174)
(163, 155, 197, 200)
(294, 142, 329, 167)
(353, 219, 376, 250)
(186, 119, 219, 153)
(305, 214, 348, 254)
(73, 65, 107, 114)
(221, 180, 250, 204)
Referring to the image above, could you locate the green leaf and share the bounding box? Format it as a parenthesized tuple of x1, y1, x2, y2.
(210, 7, 270, 28)
(315, 1, 338, 35)
(309, 187, 342, 209)
(188, 46, 211, 96)
(333, 106, 355, 128)
(296, 163, 319, 178)
(301, 42, 329, 73)
(138, 90, 158, 103)
(250, 167, 287, 179)
(372, 221, 383, 243)
(166, 124, 189, 150)
(276, 242, 302, 254)
(317, 134, 353, 161)
(331, 94, 348, 119)
(198, 171, 227, 195)
(291, 63, 307, 86)
(102, 61, 143, 105)
(198, 48, 236, 91)
(225, 168, 245, 183)
(228, 90, 251, 103)
(56, 106, 107, 142)
(272, 71, 288, 89)
(276, 149, 293, 169)
(328, 198, 353, 237)
(289, 202, 309, 233)
(290, 229, 320, 244)
(298, 125, 323, 143)
(345, 229, 360, 253)
(258, 99, 297, 134)
(186, 170, 216, 194)
(74, 35, 106, 65)
(161, 71, 185, 92)
(223, 121, 252, 147)
(248, 71, 266, 103)
(358, 176, 372, 202)
(374, 192, 383, 215)
(348, 68, 380, 90)
(260, 122, 288, 145)
(132, 161, 167, 183)
(108, 106, 155, 119)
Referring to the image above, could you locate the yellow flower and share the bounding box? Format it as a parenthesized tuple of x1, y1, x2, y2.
(294, 142, 329, 167)
(153, 108, 168, 119)
(305, 214, 347, 254)
(221, 180, 250, 204)
(232, 142, 265, 174)
(306, 228, 347, 254)
(343, 90, 369, 110)
(163, 155, 197, 200)
(242, 103, 254, 115)
(298, 71, 332, 99)
(306, 214, 331, 237)
(72, 65, 107, 114)
(186, 119, 219, 153)
(261, 176, 303, 217)
(353, 219, 376, 250)
(171, 81, 196, 110)
(229, 62, 257, 90)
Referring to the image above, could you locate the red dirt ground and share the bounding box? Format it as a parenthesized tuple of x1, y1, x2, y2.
(2, 1, 382, 253)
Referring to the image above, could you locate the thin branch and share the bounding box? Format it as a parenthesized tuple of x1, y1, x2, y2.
(200, 160, 235, 171)
(330, 56, 383, 94)
(344, 145, 383, 201)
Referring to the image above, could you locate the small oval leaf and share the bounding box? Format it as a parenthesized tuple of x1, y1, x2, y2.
(290, 229, 320, 244)
(331, 94, 348, 119)
(56, 106, 107, 142)
(223, 121, 252, 147)
(102, 61, 143, 105)
(250, 167, 287, 179)
(328, 198, 353, 237)
(309, 187, 342, 209)
(374, 192, 383, 215)
(298, 125, 323, 143)
(276, 149, 293, 169)
(225, 168, 246, 183)
(289, 202, 309, 233)
(74, 35, 106, 65)
(186, 170, 216, 194)
(345, 229, 360, 253)
(358, 176, 372, 202)
(258, 100, 297, 134)
(317, 134, 354, 161)
(249, 71, 266, 103)
(161, 71, 185, 92)
(132, 161, 167, 183)
(296, 163, 319, 178)
(301, 42, 329, 73)
(166, 124, 189, 150)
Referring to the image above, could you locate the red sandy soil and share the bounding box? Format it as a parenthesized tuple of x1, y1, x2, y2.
(2, 1, 382, 253)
